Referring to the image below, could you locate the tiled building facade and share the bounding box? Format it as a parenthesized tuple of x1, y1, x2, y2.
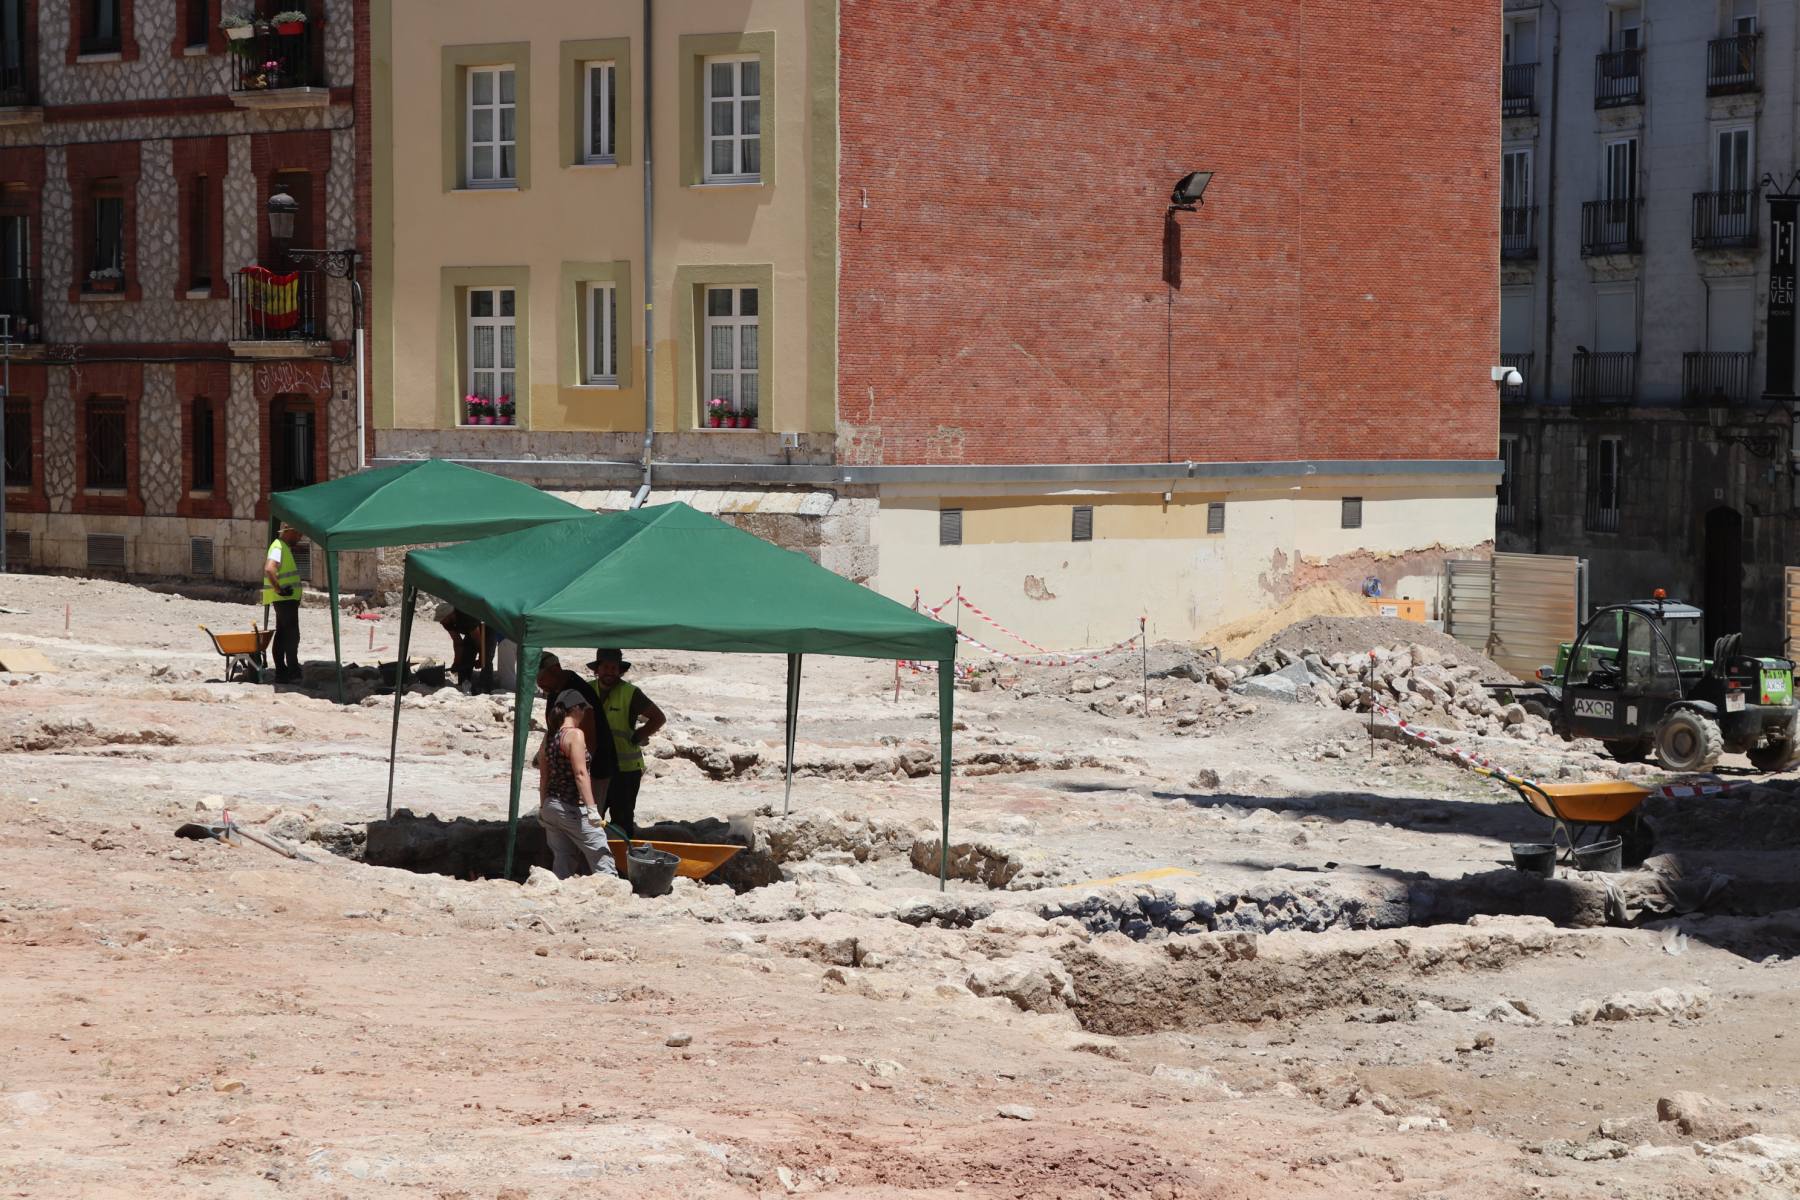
(0, 0, 369, 586)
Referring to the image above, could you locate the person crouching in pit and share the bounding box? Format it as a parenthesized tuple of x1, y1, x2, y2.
(537, 690, 617, 878)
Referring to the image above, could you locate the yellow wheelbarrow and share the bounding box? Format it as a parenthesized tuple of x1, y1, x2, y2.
(1477, 768, 1655, 869)
(198, 624, 274, 683)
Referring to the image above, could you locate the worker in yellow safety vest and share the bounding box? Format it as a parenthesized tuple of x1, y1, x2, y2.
(261, 523, 305, 683)
(587, 648, 665, 838)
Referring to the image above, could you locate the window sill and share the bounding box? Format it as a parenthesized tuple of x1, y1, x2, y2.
(456, 423, 524, 430)
(693, 179, 765, 189)
(76, 52, 124, 64)
(698, 426, 763, 433)
(182, 44, 210, 57)
(456, 183, 521, 193)
(79, 291, 128, 303)
(576, 380, 620, 390)
(573, 158, 619, 170)
(83, 487, 127, 497)
(183, 286, 213, 300)
(187, 489, 215, 499)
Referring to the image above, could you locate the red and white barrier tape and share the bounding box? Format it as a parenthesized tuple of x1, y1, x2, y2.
(952, 625, 1141, 668)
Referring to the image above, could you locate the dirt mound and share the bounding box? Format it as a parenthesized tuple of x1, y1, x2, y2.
(1201, 585, 1373, 659)
(1254, 615, 1514, 682)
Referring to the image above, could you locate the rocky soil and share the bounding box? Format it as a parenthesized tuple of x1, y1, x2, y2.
(2, 572, 1799, 1198)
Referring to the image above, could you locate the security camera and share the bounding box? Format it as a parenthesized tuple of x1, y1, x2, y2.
(1490, 366, 1523, 386)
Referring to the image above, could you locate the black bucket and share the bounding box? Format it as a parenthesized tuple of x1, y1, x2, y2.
(626, 845, 680, 898)
(1572, 836, 1623, 874)
(1511, 842, 1556, 878)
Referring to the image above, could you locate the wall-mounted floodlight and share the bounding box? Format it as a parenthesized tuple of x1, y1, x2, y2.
(1169, 171, 1213, 211)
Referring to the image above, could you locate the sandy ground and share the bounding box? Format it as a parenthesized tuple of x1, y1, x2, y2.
(3, 571, 1800, 1199)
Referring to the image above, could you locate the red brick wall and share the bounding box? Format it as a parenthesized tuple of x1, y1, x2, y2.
(172, 136, 228, 299)
(175, 361, 231, 518)
(836, 2, 1499, 466)
(72, 362, 145, 517)
(3, 365, 49, 513)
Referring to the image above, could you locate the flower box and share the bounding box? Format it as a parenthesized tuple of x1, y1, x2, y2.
(274, 20, 304, 35)
(86, 276, 123, 294)
(223, 23, 254, 40)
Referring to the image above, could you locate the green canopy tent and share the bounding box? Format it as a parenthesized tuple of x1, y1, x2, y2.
(266, 459, 589, 703)
(381, 503, 960, 887)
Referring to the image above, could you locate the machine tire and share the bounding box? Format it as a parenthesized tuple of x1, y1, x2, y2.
(1521, 698, 1568, 740)
(1655, 709, 1723, 773)
(1604, 737, 1652, 763)
(1747, 711, 1800, 774)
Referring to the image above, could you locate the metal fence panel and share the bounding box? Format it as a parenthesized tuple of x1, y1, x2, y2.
(1444, 559, 1493, 655)
(1785, 567, 1800, 659)
(1489, 551, 1583, 679)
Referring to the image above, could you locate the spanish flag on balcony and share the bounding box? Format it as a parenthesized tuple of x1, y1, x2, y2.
(241, 266, 300, 332)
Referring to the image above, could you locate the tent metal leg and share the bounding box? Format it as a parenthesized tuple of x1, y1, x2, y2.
(505, 646, 543, 881)
(328, 550, 345, 705)
(384, 583, 417, 818)
(783, 653, 801, 816)
(938, 663, 953, 892)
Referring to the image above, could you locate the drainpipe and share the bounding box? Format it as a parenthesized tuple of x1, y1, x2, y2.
(634, 0, 655, 509)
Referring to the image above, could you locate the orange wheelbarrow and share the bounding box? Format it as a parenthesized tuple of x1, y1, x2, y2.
(199, 623, 274, 683)
(1481, 768, 1655, 867)
(602, 829, 743, 881)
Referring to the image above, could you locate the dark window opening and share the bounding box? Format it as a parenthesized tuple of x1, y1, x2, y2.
(185, 0, 210, 48)
(1207, 502, 1225, 534)
(0, 0, 28, 104)
(1341, 496, 1363, 530)
(191, 398, 214, 492)
(187, 175, 210, 290)
(1071, 505, 1093, 542)
(3, 397, 27, 487)
(272, 397, 315, 492)
(938, 508, 962, 547)
(81, 0, 121, 55)
(89, 179, 124, 285)
(85, 397, 126, 490)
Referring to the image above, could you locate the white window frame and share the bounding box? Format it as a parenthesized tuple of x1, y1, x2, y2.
(466, 286, 516, 413)
(1731, 0, 1757, 37)
(585, 282, 618, 386)
(702, 54, 761, 184)
(1502, 148, 1533, 208)
(582, 61, 616, 165)
(1713, 124, 1754, 194)
(465, 65, 517, 189)
(703, 285, 758, 419)
(1503, 16, 1537, 65)
(1610, 4, 1642, 51)
(1603, 136, 1639, 203)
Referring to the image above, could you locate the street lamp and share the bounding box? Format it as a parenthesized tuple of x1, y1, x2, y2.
(267, 190, 366, 472)
(1164, 170, 1214, 462)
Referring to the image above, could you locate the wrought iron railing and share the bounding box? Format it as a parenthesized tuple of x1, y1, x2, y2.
(231, 23, 320, 93)
(1501, 352, 1532, 403)
(0, 276, 39, 341)
(231, 267, 322, 341)
(1707, 34, 1759, 95)
(1692, 189, 1758, 250)
(1572, 351, 1637, 406)
(1502, 63, 1537, 117)
(1584, 502, 1621, 534)
(0, 59, 28, 106)
(1581, 198, 1643, 256)
(1594, 48, 1642, 108)
(1497, 498, 1518, 529)
(1501, 206, 1537, 258)
(1682, 351, 1754, 406)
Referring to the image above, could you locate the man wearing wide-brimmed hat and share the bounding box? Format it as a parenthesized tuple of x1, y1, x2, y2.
(588, 648, 665, 839)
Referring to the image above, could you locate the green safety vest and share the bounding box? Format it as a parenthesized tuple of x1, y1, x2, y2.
(602, 680, 644, 772)
(261, 538, 301, 604)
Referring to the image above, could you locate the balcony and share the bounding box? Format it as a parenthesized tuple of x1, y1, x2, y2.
(1502, 62, 1537, 117)
(1683, 351, 1754, 405)
(1594, 48, 1642, 108)
(230, 267, 328, 355)
(1501, 352, 1533, 403)
(1572, 351, 1637, 406)
(1692, 189, 1759, 250)
(0, 275, 41, 343)
(1501, 206, 1537, 259)
(1584, 502, 1621, 534)
(1707, 34, 1759, 96)
(1581, 198, 1643, 256)
(229, 23, 328, 109)
(1497, 496, 1517, 529)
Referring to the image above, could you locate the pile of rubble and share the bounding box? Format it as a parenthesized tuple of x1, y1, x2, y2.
(1234, 642, 1558, 743)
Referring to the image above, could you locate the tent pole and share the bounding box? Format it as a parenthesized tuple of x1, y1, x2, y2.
(506, 645, 544, 881)
(783, 653, 801, 815)
(384, 580, 417, 818)
(938, 661, 953, 892)
(328, 549, 345, 705)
